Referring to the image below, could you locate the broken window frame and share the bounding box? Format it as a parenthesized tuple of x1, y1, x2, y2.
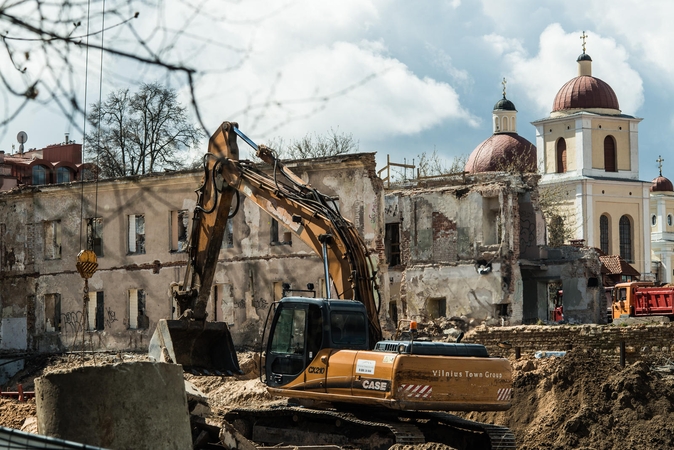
(128, 288, 149, 330)
(44, 220, 62, 260)
(87, 291, 105, 331)
(170, 210, 189, 253)
(45, 293, 61, 332)
(385, 222, 402, 266)
(86, 217, 103, 257)
(270, 218, 292, 246)
(222, 220, 234, 249)
(426, 297, 447, 320)
(128, 214, 146, 255)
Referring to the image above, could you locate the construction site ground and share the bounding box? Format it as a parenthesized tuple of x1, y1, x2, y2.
(4, 340, 674, 449)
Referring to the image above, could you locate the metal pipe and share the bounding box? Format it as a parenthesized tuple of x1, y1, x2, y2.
(322, 240, 331, 299)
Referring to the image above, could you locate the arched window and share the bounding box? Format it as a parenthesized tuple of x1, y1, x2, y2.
(604, 136, 617, 172)
(56, 167, 71, 183)
(502, 116, 509, 132)
(494, 117, 500, 132)
(600, 214, 610, 254)
(556, 138, 567, 173)
(32, 165, 47, 185)
(619, 215, 632, 262)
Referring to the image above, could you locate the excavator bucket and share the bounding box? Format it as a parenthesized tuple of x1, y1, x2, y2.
(149, 319, 242, 375)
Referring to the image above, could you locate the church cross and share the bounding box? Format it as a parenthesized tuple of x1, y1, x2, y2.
(502, 77, 507, 98)
(580, 31, 588, 53)
(657, 155, 665, 176)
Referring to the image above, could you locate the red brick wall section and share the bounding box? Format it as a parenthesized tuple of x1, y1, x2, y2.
(466, 324, 674, 362)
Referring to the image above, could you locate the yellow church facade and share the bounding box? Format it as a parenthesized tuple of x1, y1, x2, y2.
(534, 50, 651, 276)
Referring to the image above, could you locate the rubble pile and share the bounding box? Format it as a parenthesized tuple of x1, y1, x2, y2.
(4, 347, 674, 449)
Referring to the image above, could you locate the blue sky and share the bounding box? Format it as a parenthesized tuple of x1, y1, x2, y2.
(0, 0, 671, 183)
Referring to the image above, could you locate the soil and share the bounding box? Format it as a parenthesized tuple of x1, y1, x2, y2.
(462, 349, 674, 450)
(4, 346, 674, 449)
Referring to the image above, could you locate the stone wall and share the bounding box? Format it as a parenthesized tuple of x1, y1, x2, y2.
(466, 323, 674, 362)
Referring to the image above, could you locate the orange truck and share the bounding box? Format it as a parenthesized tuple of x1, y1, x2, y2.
(612, 281, 674, 320)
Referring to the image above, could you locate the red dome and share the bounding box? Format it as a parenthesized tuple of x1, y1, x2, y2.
(651, 176, 674, 192)
(552, 76, 619, 112)
(465, 133, 537, 173)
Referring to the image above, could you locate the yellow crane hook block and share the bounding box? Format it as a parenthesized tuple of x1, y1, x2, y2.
(76, 249, 98, 279)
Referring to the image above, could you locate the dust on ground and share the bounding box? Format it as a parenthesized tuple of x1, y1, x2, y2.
(4, 336, 674, 449)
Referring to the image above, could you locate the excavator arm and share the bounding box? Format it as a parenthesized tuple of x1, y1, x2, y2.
(154, 122, 382, 371)
(183, 122, 382, 345)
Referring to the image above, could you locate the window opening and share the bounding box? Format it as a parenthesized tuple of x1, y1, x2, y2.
(619, 215, 632, 262)
(223, 221, 234, 248)
(56, 167, 71, 183)
(170, 210, 189, 252)
(128, 214, 146, 254)
(426, 297, 447, 319)
(86, 217, 103, 257)
(385, 223, 401, 266)
(45, 293, 61, 332)
(88, 291, 104, 331)
(600, 215, 609, 254)
(32, 166, 47, 185)
(129, 289, 148, 329)
(270, 218, 291, 245)
(604, 136, 617, 172)
(556, 138, 567, 173)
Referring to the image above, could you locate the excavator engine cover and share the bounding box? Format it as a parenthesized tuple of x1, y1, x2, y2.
(149, 319, 241, 375)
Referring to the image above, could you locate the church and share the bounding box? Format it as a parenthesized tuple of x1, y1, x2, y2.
(464, 32, 674, 289)
(533, 40, 651, 277)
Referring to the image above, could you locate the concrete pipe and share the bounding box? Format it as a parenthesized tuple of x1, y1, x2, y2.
(35, 362, 192, 449)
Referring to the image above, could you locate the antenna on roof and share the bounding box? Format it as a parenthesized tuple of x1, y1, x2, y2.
(17, 131, 27, 155)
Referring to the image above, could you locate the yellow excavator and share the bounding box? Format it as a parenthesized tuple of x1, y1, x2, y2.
(150, 122, 515, 449)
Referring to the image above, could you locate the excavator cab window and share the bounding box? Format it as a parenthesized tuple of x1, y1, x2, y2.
(331, 311, 366, 346)
(267, 303, 324, 384)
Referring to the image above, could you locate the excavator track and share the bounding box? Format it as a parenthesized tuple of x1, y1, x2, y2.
(225, 406, 515, 450)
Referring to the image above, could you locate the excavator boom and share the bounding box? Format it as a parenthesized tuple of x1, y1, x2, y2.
(150, 122, 382, 371)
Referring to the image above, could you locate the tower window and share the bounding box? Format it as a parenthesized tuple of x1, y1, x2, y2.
(556, 138, 567, 173)
(619, 215, 633, 262)
(652, 215, 657, 226)
(600, 214, 610, 254)
(604, 136, 617, 172)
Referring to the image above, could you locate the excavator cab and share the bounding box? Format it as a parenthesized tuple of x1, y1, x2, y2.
(265, 298, 369, 387)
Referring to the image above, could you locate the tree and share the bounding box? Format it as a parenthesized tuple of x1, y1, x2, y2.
(85, 83, 203, 178)
(267, 128, 359, 160)
(416, 149, 467, 178)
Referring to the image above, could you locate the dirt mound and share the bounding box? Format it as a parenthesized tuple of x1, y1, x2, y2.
(0, 398, 36, 429)
(6, 347, 674, 450)
(464, 349, 674, 449)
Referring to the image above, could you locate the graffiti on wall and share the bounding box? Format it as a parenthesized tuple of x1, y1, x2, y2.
(61, 311, 84, 333)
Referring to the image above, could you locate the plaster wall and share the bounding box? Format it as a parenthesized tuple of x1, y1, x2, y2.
(0, 153, 384, 352)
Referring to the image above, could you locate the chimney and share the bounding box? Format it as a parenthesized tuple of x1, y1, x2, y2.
(65, 133, 70, 145)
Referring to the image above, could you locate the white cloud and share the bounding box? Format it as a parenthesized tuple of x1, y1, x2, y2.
(485, 24, 644, 116)
(187, 1, 479, 143)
